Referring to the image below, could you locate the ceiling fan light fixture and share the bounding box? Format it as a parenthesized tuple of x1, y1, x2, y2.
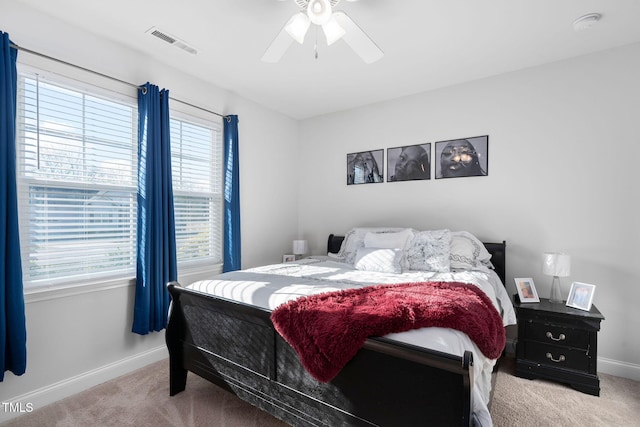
(322, 15, 345, 45)
(262, 1, 382, 64)
(285, 12, 311, 43)
(307, 0, 332, 25)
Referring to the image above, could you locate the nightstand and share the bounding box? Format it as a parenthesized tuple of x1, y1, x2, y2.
(514, 297, 604, 396)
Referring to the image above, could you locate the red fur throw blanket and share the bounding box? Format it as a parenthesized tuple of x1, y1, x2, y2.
(271, 281, 505, 383)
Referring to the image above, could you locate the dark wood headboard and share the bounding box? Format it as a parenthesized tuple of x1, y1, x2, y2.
(327, 234, 506, 285)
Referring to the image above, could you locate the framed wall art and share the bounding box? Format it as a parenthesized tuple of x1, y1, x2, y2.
(347, 149, 384, 185)
(387, 143, 431, 182)
(514, 277, 540, 303)
(566, 282, 596, 311)
(435, 135, 488, 179)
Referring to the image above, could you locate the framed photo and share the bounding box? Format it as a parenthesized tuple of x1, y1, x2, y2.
(347, 149, 384, 185)
(566, 282, 596, 311)
(435, 135, 488, 179)
(514, 278, 540, 303)
(387, 143, 431, 182)
(282, 254, 295, 263)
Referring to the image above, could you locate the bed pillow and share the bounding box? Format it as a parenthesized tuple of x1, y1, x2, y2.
(450, 231, 493, 270)
(354, 247, 403, 274)
(364, 229, 414, 250)
(336, 227, 408, 265)
(405, 229, 451, 272)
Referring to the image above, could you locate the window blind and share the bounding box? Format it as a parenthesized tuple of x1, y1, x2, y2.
(16, 73, 138, 287)
(170, 117, 223, 265)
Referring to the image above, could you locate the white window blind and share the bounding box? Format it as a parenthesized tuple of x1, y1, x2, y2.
(170, 116, 223, 266)
(16, 71, 138, 288)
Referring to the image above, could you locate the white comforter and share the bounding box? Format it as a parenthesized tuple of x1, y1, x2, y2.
(188, 256, 517, 427)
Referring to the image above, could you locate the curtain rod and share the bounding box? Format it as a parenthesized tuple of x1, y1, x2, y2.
(10, 43, 229, 121)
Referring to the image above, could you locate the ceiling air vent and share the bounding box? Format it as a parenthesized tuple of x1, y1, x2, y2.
(146, 27, 198, 55)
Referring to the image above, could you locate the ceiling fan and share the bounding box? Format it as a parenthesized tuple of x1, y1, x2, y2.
(262, 0, 383, 64)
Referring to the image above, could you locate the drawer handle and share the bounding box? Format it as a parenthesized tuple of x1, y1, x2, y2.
(546, 352, 566, 363)
(546, 332, 566, 341)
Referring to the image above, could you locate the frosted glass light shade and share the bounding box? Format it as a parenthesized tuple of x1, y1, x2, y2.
(285, 12, 311, 44)
(322, 15, 345, 45)
(542, 253, 571, 277)
(293, 240, 308, 255)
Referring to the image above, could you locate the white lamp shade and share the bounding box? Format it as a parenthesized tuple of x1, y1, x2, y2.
(542, 253, 571, 277)
(293, 240, 308, 255)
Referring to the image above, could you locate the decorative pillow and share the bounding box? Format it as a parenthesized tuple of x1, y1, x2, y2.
(336, 227, 407, 265)
(405, 229, 451, 272)
(450, 231, 493, 269)
(364, 229, 414, 250)
(354, 247, 403, 274)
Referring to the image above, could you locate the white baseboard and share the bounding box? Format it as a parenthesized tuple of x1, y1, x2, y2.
(598, 357, 640, 381)
(0, 346, 167, 423)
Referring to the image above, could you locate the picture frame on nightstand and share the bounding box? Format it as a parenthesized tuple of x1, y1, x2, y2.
(514, 277, 540, 303)
(566, 282, 596, 311)
(283, 254, 295, 263)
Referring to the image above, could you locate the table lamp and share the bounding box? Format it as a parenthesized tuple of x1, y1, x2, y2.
(293, 240, 308, 260)
(542, 252, 571, 303)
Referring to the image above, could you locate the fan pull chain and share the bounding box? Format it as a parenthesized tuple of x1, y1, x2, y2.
(314, 26, 319, 59)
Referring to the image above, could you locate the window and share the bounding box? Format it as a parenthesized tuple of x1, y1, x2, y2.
(170, 114, 223, 267)
(16, 67, 222, 290)
(16, 71, 138, 288)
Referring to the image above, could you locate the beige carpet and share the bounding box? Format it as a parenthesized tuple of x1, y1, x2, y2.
(490, 357, 640, 426)
(2, 356, 638, 427)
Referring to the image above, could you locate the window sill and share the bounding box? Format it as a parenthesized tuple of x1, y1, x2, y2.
(24, 263, 223, 303)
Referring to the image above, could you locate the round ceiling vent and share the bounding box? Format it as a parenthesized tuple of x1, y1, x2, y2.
(573, 13, 602, 31)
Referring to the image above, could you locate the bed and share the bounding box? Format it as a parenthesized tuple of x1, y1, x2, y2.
(166, 228, 516, 426)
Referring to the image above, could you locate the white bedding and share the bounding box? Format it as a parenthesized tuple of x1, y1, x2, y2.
(188, 256, 516, 427)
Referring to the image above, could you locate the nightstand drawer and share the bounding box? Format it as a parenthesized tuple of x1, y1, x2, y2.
(524, 321, 590, 349)
(523, 341, 591, 372)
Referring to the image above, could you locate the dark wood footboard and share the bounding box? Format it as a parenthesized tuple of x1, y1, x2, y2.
(166, 282, 474, 426)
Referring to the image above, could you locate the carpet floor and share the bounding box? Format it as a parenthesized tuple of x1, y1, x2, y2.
(2, 356, 638, 426)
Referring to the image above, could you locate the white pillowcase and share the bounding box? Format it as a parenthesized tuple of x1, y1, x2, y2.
(354, 247, 403, 274)
(449, 235, 477, 270)
(450, 231, 493, 269)
(364, 229, 414, 250)
(336, 227, 408, 265)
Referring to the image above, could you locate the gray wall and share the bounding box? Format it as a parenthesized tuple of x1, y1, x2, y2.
(297, 43, 640, 379)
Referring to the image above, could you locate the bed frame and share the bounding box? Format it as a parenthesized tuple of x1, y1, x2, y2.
(166, 236, 506, 426)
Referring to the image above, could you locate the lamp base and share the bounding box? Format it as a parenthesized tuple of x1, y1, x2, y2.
(549, 276, 563, 303)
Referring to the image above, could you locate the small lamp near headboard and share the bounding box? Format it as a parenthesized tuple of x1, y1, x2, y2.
(293, 239, 308, 260)
(543, 252, 571, 303)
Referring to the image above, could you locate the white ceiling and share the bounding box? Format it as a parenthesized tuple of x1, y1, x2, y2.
(16, 0, 640, 120)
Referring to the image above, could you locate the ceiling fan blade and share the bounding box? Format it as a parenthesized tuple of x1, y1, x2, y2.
(261, 20, 296, 63)
(333, 11, 383, 64)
